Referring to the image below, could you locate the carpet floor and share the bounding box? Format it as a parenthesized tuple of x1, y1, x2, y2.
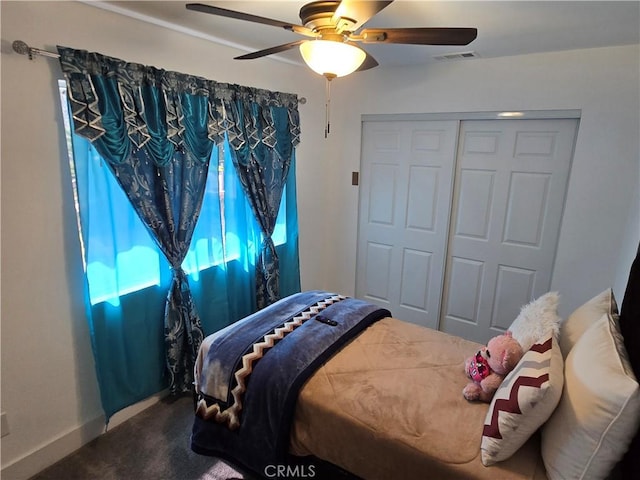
(29, 395, 255, 480)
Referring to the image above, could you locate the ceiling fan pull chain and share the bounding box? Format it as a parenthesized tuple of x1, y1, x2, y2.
(324, 73, 337, 138)
(325, 76, 331, 138)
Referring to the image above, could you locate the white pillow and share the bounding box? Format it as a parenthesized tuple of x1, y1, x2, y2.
(541, 312, 640, 480)
(559, 288, 618, 358)
(509, 292, 561, 352)
(481, 333, 564, 465)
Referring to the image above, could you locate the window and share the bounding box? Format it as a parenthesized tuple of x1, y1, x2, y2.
(181, 144, 288, 282)
(60, 81, 288, 306)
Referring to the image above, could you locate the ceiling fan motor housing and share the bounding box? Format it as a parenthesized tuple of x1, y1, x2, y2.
(299, 1, 356, 33)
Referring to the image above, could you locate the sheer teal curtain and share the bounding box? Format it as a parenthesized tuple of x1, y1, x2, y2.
(71, 135, 170, 416)
(59, 46, 301, 420)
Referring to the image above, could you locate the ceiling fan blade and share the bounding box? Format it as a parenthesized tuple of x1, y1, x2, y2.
(332, 0, 394, 31)
(186, 3, 315, 37)
(360, 27, 478, 45)
(234, 40, 306, 60)
(356, 51, 379, 72)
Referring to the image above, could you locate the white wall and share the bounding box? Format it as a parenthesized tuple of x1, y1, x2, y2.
(0, 2, 328, 477)
(324, 44, 640, 319)
(1, 1, 638, 478)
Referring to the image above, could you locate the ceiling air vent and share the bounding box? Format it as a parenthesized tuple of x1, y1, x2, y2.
(433, 51, 479, 61)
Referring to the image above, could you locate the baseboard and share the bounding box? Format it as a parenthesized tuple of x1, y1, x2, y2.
(1, 391, 168, 480)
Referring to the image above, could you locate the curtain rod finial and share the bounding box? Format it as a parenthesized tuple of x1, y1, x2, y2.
(12, 40, 60, 60)
(12, 40, 32, 58)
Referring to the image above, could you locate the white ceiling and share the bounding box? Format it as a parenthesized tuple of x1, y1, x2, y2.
(90, 1, 640, 68)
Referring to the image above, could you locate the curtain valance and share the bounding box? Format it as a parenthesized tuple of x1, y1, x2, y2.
(57, 46, 301, 166)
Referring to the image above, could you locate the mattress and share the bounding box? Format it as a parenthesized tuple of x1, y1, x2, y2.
(289, 317, 548, 480)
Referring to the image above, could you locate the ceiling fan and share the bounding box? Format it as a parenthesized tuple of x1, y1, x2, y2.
(186, 1, 478, 78)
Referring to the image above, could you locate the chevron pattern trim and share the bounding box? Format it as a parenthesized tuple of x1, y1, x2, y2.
(196, 294, 346, 430)
(483, 337, 553, 439)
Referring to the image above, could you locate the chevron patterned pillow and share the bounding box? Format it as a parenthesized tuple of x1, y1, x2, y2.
(480, 333, 564, 466)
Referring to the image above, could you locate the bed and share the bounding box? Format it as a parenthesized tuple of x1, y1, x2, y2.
(191, 246, 640, 480)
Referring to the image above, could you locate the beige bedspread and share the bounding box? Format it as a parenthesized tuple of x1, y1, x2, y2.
(289, 317, 547, 480)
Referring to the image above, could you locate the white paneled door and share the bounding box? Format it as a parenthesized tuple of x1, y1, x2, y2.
(441, 119, 577, 343)
(357, 117, 577, 342)
(356, 120, 459, 329)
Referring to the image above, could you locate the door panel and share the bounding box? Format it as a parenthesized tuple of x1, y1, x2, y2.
(364, 242, 393, 301)
(455, 169, 495, 239)
(368, 163, 397, 225)
(440, 119, 577, 343)
(356, 120, 459, 328)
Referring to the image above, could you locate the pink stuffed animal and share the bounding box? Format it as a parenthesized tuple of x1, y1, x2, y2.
(463, 331, 524, 403)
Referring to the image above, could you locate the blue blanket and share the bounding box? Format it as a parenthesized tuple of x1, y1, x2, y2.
(191, 291, 390, 475)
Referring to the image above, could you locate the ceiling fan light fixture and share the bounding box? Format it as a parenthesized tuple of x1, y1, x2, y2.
(299, 40, 366, 78)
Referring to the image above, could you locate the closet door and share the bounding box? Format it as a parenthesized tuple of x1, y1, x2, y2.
(356, 120, 459, 328)
(440, 119, 577, 344)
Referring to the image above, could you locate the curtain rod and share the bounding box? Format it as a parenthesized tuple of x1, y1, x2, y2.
(12, 40, 307, 105)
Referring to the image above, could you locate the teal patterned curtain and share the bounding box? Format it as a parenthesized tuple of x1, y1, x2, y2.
(57, 46, 301, 401)
(225, 98, 299, 308)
